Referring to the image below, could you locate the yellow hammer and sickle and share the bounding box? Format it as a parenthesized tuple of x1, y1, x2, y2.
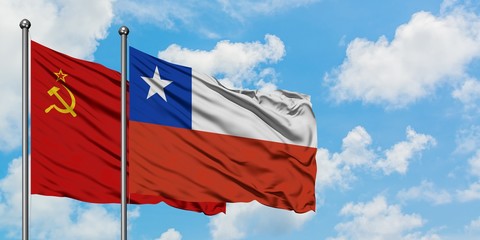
(45, 84, 77, 117)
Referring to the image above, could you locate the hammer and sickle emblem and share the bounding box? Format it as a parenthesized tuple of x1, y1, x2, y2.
(45, 84, 77, 117)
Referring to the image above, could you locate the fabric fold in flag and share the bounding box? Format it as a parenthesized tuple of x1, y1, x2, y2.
(30, 41, 225, 215)
(129, 47, 317, 213)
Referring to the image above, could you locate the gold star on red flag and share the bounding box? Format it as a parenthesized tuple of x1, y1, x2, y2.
(54, 69, 68, 82)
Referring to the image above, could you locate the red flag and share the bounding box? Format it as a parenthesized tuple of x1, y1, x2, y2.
(129, 47, 317, 213)
(30, 41, 225, 215)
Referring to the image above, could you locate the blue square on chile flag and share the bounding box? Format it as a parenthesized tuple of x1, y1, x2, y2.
(129, 47, 192, 129)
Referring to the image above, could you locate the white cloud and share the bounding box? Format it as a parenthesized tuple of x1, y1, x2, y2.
(155, 228, 182, 240)
(0, 0, 115, 151)
(7, 0, 114, 59)
(115, 0, 194, 29)
(435, 216, 480, 240)
(452, 78, 480, 111)
(397, 180, 452, 205)
(468, 150, 480, 177)
(339, 126, 376, 167)
(457, 182, 480, 202)
(209, 201, 314, 240)
(456, 148, 480, 202)
(217, 0, 319, 21)
(158, 34, 285, 89)
(375, 127, 436, 175)
(328, 196, 430, 240)
(440, 0, 460, 13)
(0, 157, 23, 231)
(326, 7, 480, 108)
(116, 0, 319, 38)
(465, 216, 480, 233)
(32, 203, 119, 240)
(455, 125, 480, 154)
(315, 148, 353, 191)
(126, 206, 141, 232)
(316, 126, 435, 191)
(403, 232, 442, 240)
(315, 126, 375, 191)
(0, 157, 120, 239)
(128, 206, 140, 220)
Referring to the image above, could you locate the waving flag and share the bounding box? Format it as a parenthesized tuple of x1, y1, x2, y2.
(30, 41, 225, 215)
(129, 47, 317, 213)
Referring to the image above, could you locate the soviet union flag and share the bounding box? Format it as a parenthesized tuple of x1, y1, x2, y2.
(30, 41, 224, 215)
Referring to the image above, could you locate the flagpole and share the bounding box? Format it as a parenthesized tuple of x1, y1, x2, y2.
(20, 18, 31, 240)
(119, 25, 129, 240)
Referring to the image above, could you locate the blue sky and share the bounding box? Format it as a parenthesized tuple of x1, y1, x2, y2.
(1, 0, 480, 239)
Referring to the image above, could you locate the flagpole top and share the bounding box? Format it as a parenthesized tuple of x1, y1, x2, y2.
(118, 26, 129, 36)
(19, 19, 31, 29)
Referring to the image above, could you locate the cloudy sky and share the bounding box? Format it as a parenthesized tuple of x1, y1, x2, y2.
(1, 0, 480, 239)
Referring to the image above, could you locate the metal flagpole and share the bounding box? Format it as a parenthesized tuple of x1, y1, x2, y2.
(20, 18, 31, 240)
(19, 19, 31, 240)
(119, 25, 129, 240)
